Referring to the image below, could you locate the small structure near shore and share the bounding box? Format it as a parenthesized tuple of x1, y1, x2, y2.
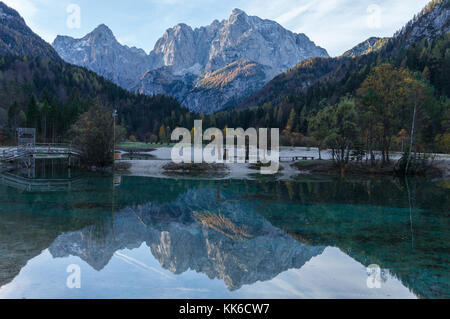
(0, 128, 81, 170)
(17, 128, 36, 147)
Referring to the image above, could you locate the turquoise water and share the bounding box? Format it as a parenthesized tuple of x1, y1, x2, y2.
(0, 160, 448, 299)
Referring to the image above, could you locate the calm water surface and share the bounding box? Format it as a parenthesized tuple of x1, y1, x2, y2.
(0, 160, 448, 299)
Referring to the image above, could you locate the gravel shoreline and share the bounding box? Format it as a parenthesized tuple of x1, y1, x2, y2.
(120, 147, 450, 180)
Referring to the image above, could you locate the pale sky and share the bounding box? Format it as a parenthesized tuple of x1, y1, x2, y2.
(3, 0, 431, 56)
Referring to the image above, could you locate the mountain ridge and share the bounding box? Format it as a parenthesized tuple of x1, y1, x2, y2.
(53, 8, 329, 114)
(53, 24, 152, 91)
(0, 1, 190, 142)
(238, 0, 450, 110)
(342, 37, 390, 57)
(0, 2, 60, 60)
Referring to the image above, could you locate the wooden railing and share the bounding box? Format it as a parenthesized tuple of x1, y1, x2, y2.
(1, 143, 81, 162)
(0, 172, 85, 192)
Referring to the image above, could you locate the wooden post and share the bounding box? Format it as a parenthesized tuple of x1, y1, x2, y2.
(113, 110, 118, 170)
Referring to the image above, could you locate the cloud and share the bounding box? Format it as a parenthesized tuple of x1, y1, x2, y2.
(275, 3, 313, 24)
(3, 0, 433, 56)
(244, 0, 430, 56)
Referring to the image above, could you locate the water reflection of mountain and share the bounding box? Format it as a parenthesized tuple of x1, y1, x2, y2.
(0, 175, 448, 297)
(0, 206, 100, 288)
(252, 178, 450, 299)
(0, 171, 114, 288)
(49, 188, 324, 290)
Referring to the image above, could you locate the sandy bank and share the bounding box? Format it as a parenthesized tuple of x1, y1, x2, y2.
(119, 147, 450, 181)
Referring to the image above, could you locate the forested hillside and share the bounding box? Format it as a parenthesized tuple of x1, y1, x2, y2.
(0, 2, 59, 60)
(0, 0, 449, 156)
(208, 0, 450, 154)
(0, 2, 193, 144)
(0, 55, 191, 143)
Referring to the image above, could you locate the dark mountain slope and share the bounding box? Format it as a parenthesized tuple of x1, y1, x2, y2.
(0, 2, 60, 60)
(238, 0, 450, 110)
(0, 2, 191, 142)
(0, 55, 185, 140)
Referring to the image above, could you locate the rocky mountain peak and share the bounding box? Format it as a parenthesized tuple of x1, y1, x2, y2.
(229, 8, 249, 23)
(52, 22, 152, 90)
(80, 24, 119, 47)
(53, 8, 329, 113)
(90, 23, 115, 38)
(231, 8, 246, 16)
(394, 0, 450, 45)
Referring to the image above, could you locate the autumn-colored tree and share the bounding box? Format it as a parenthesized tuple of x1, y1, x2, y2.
(358, 64, 417, 163)
(285, 108, 296, 133)
(158, 124, 166, 142)
(309, 99, 359, 165)
(403, 76, 434, 172)
(324, 99, 359, 166)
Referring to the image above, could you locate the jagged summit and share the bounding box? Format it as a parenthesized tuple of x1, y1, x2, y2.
(53, 21, 152, 90)
(90, 24, 115, 37)
(231, 8, 246, 15)
(394, 0, 450, 45)
(239, 0, 450, 110)
(53, 8, 329, 113)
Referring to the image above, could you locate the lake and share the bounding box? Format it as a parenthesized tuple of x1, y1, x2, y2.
(0, 159, 448, 299)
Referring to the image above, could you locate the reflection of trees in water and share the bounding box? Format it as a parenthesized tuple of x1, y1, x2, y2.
(261, 177, 446, 209)
(251, 177, 449, 299)
(0, 175, 448, 297)
(48, 176, 449, 297)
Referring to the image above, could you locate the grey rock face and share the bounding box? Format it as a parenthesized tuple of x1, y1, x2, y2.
(53, 9, 328, 113)
(395, 1, 450, 46)
(53, 24, 152, 90)
(49, 188, 324, 290)
(181, 59, 270, 113)
(138, 66, 197, 102)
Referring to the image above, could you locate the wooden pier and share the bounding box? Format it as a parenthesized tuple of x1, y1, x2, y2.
(0, 144, 81, 163)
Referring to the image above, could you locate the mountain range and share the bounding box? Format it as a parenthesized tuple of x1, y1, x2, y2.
(238, 0, 450, 110)
(49, 187, 324, 291)
(0, 1, 189, 142)
(1, 175, 448, 298)
(53, 9, 329, 114)
(0, 0, 448, 148)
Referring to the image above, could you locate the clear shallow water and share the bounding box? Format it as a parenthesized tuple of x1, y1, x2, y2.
(0, 160, 448, 299)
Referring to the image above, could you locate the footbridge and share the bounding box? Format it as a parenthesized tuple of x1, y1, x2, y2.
(1, 144, 81, 161)
(0, 144, 81, 172)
